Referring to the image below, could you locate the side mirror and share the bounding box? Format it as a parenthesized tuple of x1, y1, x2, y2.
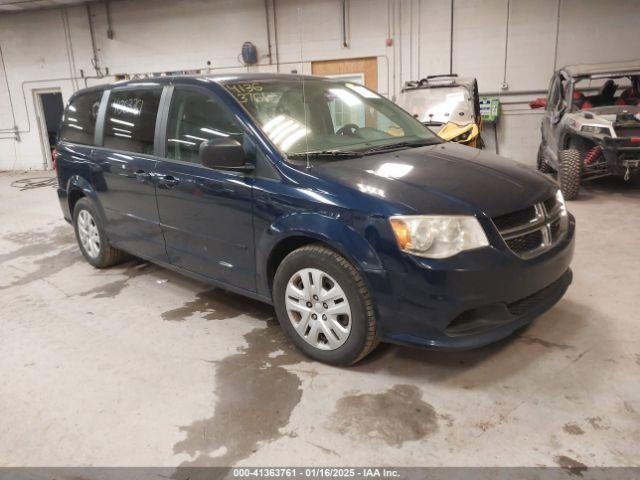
(199, 137, 253, 171)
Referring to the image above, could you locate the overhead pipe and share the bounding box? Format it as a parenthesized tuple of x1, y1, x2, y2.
(553, 0, 563, 70)
(449, 0, 454, 75)
(341, 0, 348, 48)
(501, 0, 511, 90)
(264, 0, 273, 64)
(0, 41, 18, 136)
(105, 0, 114, 40)
(273, 0, 280, 71)
(86, 2, 103, 77)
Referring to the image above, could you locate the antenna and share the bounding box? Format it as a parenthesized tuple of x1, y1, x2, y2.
(298, 6, 311, 170)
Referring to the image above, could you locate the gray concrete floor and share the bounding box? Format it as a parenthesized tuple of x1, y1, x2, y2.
(0, 170, 639, 468)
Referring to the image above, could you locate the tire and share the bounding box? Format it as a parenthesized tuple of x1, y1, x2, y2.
(73, 197, 125, 268)
(537, 142, 554, 174)
(273, 244, 378, 366)
(558, 148, 582, 200)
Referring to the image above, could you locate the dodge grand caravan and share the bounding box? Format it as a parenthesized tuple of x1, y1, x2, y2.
(55, 74, 575, 365)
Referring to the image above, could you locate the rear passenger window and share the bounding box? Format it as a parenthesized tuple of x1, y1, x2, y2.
(166, 89, 243, 164)
(103, 88, 162, 154)
(59, 91, 102, 145)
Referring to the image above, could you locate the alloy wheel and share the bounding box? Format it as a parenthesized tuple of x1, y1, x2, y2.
(77, 209, 101, 259)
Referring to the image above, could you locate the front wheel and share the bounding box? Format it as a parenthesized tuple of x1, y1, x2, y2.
(559, 148, 582, 200)
(273, 244, 378, 365)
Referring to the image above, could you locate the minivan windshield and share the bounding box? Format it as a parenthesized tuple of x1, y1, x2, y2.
(224, 79, 440, 159)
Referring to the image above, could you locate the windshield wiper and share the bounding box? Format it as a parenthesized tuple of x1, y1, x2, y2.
(286, 150, 364, 160)
(362, 139, 437, 155)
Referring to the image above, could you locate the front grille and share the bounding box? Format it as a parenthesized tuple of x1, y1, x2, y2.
(543, 196, 558, 214)
(492, 195, 567, 259)
(616, 127, 640, 137)
(492, 206, 537, 231)
(550, 218, 561, 239)
(505, 230, 543, 254)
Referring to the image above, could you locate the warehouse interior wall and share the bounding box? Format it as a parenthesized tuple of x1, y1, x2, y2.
(1, 0, 639, 170)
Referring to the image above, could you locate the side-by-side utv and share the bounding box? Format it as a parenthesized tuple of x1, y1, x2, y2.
(532, 60, 640, 199)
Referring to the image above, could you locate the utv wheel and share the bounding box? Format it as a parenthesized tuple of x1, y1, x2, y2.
(273, 244, 378, 365)
(73, 198, 125, 268)
(537, 143, 554, 174)
(559, 148, 582, 200)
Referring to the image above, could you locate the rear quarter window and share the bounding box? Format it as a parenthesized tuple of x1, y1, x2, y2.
(59, 91, 103, 145)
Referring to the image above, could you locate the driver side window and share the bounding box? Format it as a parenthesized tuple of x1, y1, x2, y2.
(166, 89, 242, 164)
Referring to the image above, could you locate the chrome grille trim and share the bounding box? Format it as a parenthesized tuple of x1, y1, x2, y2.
(493, 198, 566, 259)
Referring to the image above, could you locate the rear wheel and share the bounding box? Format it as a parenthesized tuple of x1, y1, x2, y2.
(273, 244, 378, 365)
(558, 148, 582, 200)
(73, 198, 125, 268)
(537, 142, 554, 174)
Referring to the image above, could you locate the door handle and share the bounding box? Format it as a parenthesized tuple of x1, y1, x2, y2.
(159, 175, 180, 188)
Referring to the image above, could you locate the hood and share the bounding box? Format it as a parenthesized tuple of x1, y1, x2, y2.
(313, 142, 557, 218)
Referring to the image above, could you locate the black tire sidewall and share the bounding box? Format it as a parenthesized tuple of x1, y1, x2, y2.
(559, 148, 581, 200)
(73, 198, 110, 268)
(273, 247, 371, 365)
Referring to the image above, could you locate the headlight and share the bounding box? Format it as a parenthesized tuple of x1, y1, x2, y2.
(581, 125, 610, 135)
(389, 215, 489, 259)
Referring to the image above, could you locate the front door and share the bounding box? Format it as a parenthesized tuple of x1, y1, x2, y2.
(91, 87, 167, 261)
(155, 86, 256, 292)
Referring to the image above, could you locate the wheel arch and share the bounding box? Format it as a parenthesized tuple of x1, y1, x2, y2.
(66, 175, 106, 222)
(256, 214, 387, 300)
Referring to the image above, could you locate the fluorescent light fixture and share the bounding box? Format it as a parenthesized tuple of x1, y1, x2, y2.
(357, 183, 385, 197)
(112, 127, 131, 134)
(367, 162, 414, 179)
(114, 132, 132, 138)
(67, 117, 78, 122)
(68, 124, 83, 130)
(346, 83, 380, 99)
(168, 138, 196, 146)
(271, 122, 300, 144)
(200, 127, 229, 137)
(185, 134, 208, 142)
(262, 115, 286, 134)
(279, 127, 308, 151)
(330, 88, 361, 107)
(110, 118, 135, 127)
(269, 119, 296, 142)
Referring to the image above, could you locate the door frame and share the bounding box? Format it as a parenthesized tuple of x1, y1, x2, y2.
(33, 87, 63, 170)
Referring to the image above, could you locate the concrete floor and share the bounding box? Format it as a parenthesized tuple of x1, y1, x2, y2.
(0, 170, 639, 468)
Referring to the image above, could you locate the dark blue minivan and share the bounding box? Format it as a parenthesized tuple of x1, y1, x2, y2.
(55, 74, 575, 365)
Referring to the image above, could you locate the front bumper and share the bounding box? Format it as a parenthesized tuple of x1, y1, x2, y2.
(375, 215, 575, 349)
(602, 137, 640, 177)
